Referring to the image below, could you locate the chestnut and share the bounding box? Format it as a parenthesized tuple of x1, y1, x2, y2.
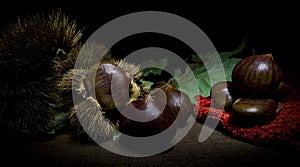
(94, 62, 131, 111)
(231, 98, 280, 127)
(231, 54, 282, 98)
(151, 80, 194, 126)
(210, 81, 236, 112)
(118, 94, 176, 137)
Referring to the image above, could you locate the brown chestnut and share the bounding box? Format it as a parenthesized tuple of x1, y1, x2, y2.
(231, 98, 280, 127)
(151, 80, 194, 126)
(210, 81, 235, 112)
(95, 62, 130, 111)
(118, 94, 176, 137)
(232, 54, 282, 98)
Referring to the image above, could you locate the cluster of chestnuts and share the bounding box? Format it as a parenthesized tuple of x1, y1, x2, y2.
(67, 56, 193, 141)
(95, 62, 193, 138)
(210, 53, 293, 127)
(118, 79, 193, 137)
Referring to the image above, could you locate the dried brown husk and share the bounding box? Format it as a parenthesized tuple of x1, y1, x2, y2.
(69, 97, 117, 141)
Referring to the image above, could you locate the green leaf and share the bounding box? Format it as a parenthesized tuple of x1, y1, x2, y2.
(175, 38, 246, 101)
(222, 58, 242, 81)
(140, 79, 154, 89)
(138, 38, 246, 104)
(173, 66, 200, 104)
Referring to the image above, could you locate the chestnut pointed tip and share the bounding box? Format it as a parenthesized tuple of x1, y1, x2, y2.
(264, 53, 274, 60)
(232, 53, 281, 98)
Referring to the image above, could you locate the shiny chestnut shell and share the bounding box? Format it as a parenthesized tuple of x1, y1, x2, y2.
(210, 81, 235, 112)
(231, 98, 279, 127)
(118, 95, 176, 137)
(95, 63, 130, 111)
(231, 54, 282, 98)
(151, 81, 194, 125)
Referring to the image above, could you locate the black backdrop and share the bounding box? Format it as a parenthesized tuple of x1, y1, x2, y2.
(1, 1, 299, 82)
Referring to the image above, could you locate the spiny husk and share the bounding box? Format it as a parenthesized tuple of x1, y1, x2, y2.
(0, 9, 83, 87)
(57, 59, 143, 112)
(58, 60, 142, 140)
(52, 43, 84, 79)
(61, 66, 119, 140)
(56, 68, 88, 113)
(55, 41, 144, 140)
(54, 40, 113, 74)
(69, 96, 117, 141)
(56, 41, 113, 112)
(56, 41, 142, 113)
(0, 9, 83, 135)
(113, 59, 142, 80)
(73, 40, 113, 69)
(1, 81, 56, 135)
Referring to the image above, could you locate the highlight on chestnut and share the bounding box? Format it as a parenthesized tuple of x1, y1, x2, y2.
(70, 11, 227, 157)
(210, 53, 292, 127)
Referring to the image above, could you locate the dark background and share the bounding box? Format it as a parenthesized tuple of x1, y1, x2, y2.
(0, 1, 299, 166)
(1, 1, 299, 83)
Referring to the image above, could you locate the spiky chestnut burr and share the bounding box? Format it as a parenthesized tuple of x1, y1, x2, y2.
(56, 41, 143, 141)
(0, 9, 83, 136)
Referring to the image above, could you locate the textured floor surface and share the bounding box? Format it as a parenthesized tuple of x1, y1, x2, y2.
(1, 122, 298, 167)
